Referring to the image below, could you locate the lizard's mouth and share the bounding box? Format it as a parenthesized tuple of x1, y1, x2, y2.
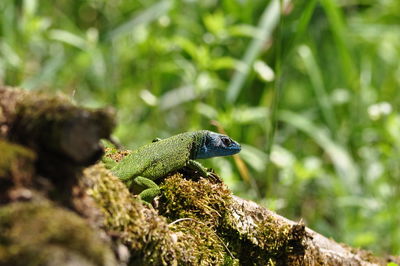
(223, 139, 241, 155)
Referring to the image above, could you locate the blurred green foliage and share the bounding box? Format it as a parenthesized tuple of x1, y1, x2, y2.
(1, 0, 400, 255)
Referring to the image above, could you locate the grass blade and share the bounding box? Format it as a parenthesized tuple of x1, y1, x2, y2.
(225, 0, 290, 104)
(298, 45, 337, 133)
(107, 1, 172, 41)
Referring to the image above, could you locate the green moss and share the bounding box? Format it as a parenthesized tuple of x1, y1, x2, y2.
(170, 219, 239, 266)
(83, 163, 307, 265)
(160, 173, 232, 227)
(84, 164, 241, 265)
(159, 174, 238, 265)
(0, 201, 115, 266)
(159, 173, 308, 265)
(222, 203, 308, 265)
(255, 220, 307, 265)
(84, 164, 180, 266)
(4, 89, 114, 167)
(0, 140, 36, 194)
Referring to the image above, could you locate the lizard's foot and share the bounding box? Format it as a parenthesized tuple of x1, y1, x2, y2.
(139, 187, 161, 203)
(205, 170, 223, 183)
(134, 176, 161, 203)
(186, 160, 208, 177)
(185, 160, 223, 183)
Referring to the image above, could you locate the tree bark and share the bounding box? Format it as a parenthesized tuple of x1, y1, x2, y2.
(230, 195, 398, 265)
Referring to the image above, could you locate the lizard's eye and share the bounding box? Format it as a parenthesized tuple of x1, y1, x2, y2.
(221, 137, 232, 146)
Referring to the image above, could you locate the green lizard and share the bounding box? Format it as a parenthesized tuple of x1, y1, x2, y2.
(103, 130, 241, 202)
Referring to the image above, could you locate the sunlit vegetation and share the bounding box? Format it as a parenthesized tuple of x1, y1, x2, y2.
(1, 0, 399, 255)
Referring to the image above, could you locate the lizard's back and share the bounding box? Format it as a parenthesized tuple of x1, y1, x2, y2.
(111, 131, 203, 180)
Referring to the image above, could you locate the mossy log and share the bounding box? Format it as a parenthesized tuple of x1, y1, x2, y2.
(84, 163, 400, 266)
(0, 86, 115, 168)
(229, 196, 396, 265)
(0, 140, 36, 203)
(0, 201, 116, 266)
(0, 86, 115, 205)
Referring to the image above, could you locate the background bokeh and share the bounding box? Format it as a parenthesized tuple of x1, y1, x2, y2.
(1, 0, 400, 255)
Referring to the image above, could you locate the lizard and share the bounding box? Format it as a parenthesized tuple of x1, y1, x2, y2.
(103, 130, 241, 202)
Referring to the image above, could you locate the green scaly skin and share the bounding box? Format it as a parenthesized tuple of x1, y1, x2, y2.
(103, 130, 240, 202)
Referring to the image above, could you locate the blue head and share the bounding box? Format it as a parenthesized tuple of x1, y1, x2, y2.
(196, 131, 241, 159)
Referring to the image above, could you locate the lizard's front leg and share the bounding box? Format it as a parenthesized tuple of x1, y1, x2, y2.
(186, 160, 223, 183)
(186, 160, 209, 177)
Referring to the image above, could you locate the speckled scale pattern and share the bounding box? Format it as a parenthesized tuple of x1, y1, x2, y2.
(111, 131, 207, 181)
